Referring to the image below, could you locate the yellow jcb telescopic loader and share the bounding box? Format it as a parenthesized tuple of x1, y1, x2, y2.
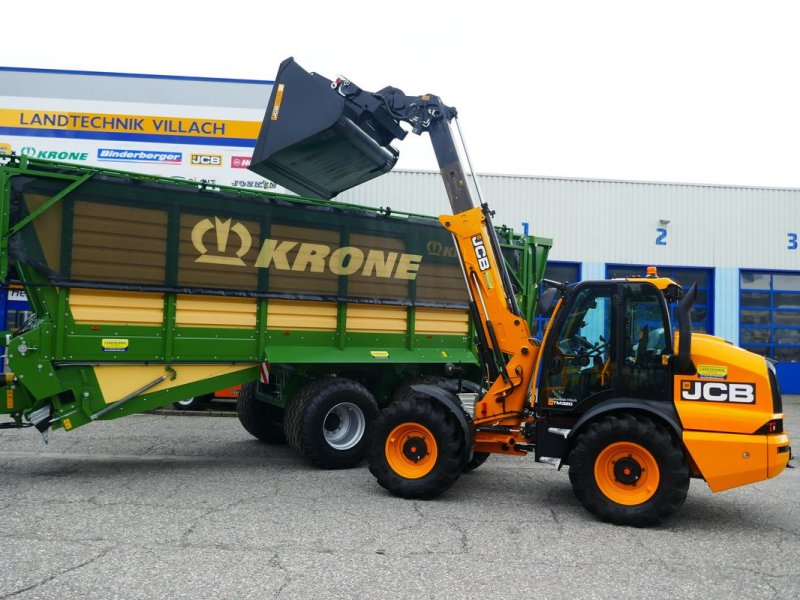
(249, 58, 792, 526)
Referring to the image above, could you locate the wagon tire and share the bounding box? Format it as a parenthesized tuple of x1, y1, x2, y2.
(285, 378, 378, 469)
(172, 393, 214, 411)
(236, 382, 286, 444)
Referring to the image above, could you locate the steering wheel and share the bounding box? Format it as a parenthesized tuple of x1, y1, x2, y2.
(573, 335, 608, 357)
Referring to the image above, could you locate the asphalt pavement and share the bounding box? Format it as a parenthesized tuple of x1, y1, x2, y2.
(0, 399, 797, 599)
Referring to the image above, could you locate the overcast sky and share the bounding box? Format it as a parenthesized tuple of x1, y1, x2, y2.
(5, 0, 800, 188)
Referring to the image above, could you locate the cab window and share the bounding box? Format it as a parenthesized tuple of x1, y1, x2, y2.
(620, 284, 671, 400)
(540, 285, 614, 406)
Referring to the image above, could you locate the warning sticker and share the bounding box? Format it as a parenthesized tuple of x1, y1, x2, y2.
(101, 338, 129, 352)
(370, 350, 390, 360)
(697, 365, 728, 380)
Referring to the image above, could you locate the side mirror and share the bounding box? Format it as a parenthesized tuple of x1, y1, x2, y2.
(536, 287, 559, 316)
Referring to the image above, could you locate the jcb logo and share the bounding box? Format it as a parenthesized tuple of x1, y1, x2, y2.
(191, 154, 222, 166)
(680, 380, 755, 404)
(471, 235, 490, 271)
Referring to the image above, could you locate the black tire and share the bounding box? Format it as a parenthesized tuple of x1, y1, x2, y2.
(172, 393, 213, 410)
(236, 382, 287, 444)
(463, 452, 490, 472)
(392, 376, 485, 473)
(284, 378, 378, 469)
(368, 394, 466, 499)
(568, 413, 689, 527)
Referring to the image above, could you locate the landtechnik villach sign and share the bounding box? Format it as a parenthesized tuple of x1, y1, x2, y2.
(0, 109, 259, 145)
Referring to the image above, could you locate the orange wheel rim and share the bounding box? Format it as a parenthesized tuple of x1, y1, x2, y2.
(594, 442, 660, 505)
(385, 422, 438, 479)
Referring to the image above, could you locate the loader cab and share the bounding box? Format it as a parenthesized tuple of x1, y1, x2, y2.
(537, 280, 674, 412)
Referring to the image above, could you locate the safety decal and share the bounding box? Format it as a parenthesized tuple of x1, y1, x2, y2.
(101, 338, 129, 352)
(696, 364, 728, 380)
(260, 362, 270, 385)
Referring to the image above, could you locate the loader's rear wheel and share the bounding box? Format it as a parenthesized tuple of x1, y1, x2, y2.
(368, 395, 466, 499)
(236, 382, 286, 444)
(568, 414, 689, 527)
(285, 378, 378, 470)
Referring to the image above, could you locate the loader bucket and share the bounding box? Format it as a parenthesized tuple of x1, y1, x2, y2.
(249, 57, 399, 199)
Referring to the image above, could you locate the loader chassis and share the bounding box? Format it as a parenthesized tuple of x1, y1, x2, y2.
(376, 217, 791, 525)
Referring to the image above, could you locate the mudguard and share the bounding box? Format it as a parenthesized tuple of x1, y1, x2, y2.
(410, 384, 474, 464)
(561, 398, 683, 466)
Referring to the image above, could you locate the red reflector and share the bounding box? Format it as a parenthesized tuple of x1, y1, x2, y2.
(757, 419, 784, 434)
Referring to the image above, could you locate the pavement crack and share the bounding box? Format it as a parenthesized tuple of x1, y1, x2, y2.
(0, 546, 113, 599)
(269, 552, 293, 598)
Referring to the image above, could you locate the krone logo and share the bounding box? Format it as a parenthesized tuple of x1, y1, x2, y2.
(190, 215, 423, 279)
(192, 217, 252, 266)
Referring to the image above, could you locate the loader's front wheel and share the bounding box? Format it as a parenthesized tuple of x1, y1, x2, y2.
(568, 414, 689, 527)
(368, 395, 465, 499)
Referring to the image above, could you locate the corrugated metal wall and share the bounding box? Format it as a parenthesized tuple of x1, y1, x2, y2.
(338, 170, 800, 271)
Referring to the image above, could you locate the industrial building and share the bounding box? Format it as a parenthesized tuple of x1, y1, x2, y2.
(340, 170, 800, 392)
(1, 67, 798, 391)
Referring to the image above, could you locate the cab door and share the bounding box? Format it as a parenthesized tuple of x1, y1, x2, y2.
(617, 282, 673, 401)
(537, 283, 617, 411)
(537, 281, 673, 412)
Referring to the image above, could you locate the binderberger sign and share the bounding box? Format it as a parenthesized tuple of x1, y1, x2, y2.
(192, 217, 423, 280)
